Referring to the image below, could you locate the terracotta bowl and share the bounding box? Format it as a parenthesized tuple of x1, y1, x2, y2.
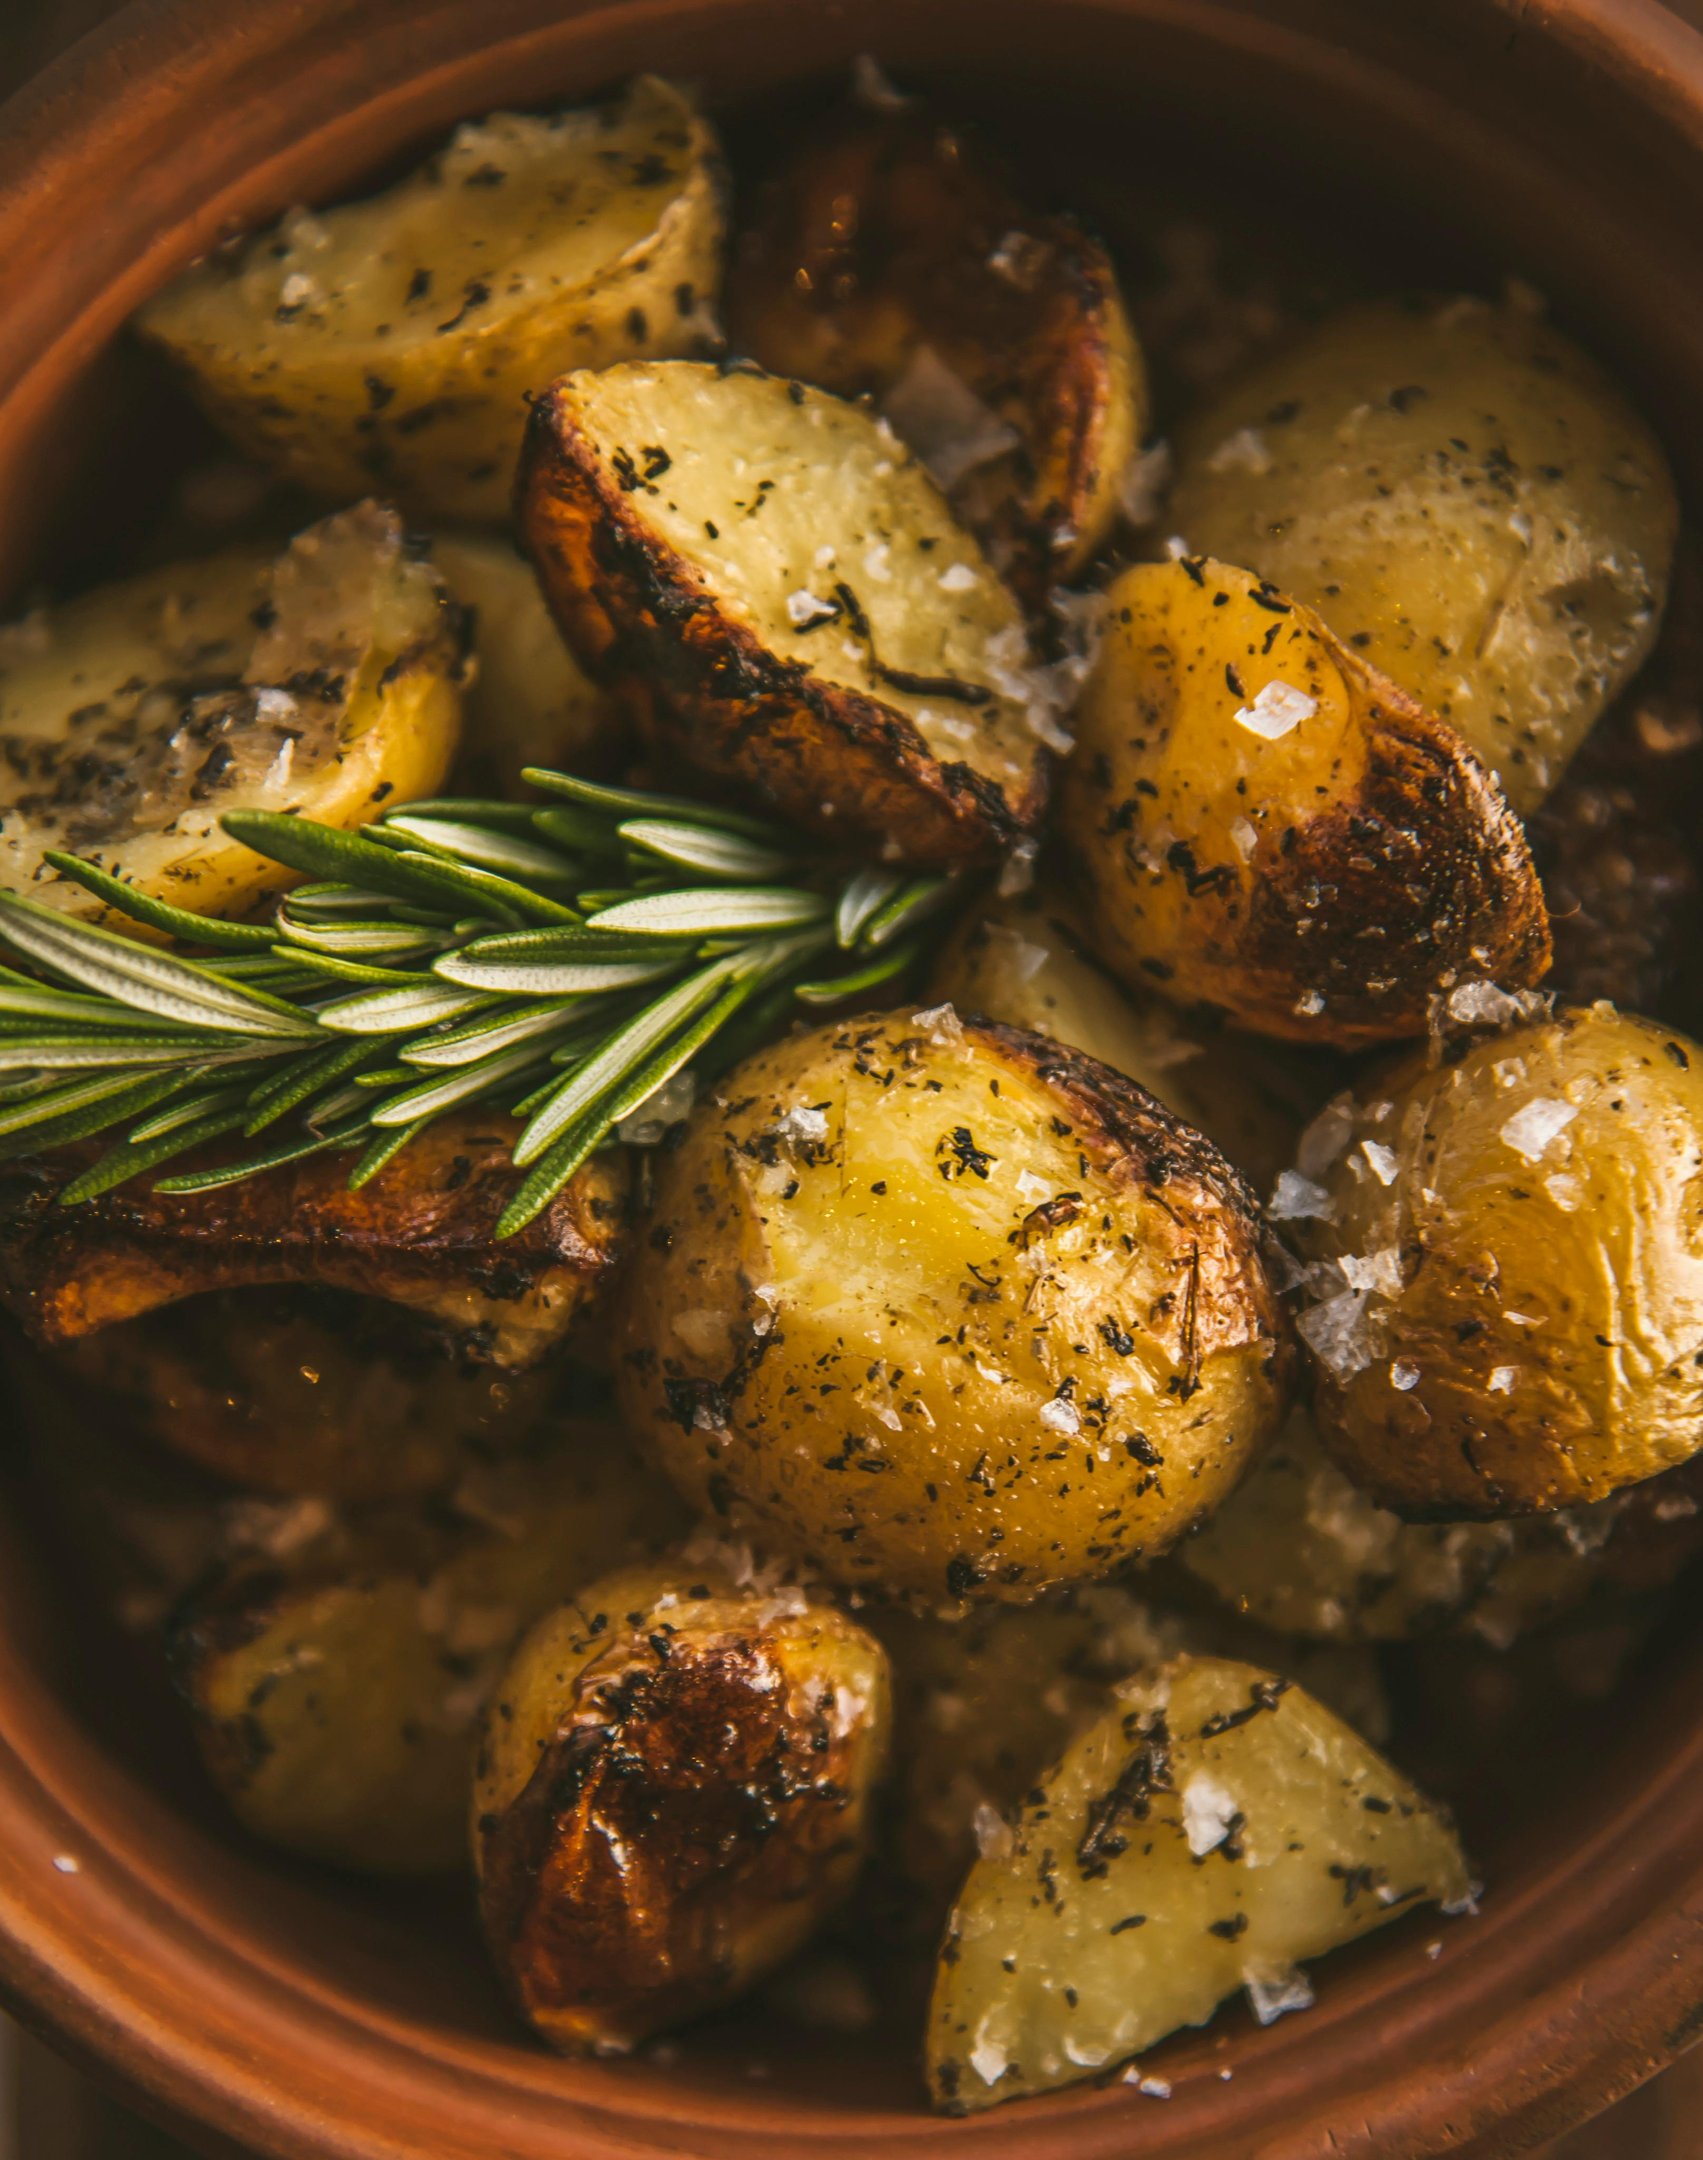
(2, 2, 1703, 2155)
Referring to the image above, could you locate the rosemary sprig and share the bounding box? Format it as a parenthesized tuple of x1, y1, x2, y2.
(0, 771, 959, 1238)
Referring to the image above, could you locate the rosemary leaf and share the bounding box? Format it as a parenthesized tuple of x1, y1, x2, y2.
(244, 1039, 378, 1135)
(858, 873, 956, 950)
(586, 887, 830, 937)
(835, 868, 904, 950)
(313, 982, 497, 1035)
(0, 1067, 199, 1146)
(347, 1118, 429, 1190)
(398, 999, 592, 1070)
(275, 914, 445, 959)
(152, 1119, 367, 1195)
(127, 1084, 253, 1144)
(523, 768, 788, 843)
(57, 1106, 254, 1205)
(218, 812, 544, 927)
(0, 1036, 235, 1070)
(617, 818, 796, 881)
(369, 1042, 553, 1128)
(432, 951, 684, 995)
(793, 934, 927, 1006)
(39, 854, 277, 949)
(269, 945, 439, 988)
(379, 814, 583, 885)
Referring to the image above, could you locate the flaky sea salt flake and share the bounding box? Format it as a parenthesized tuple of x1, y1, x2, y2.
(1236, 679, 1317, 741)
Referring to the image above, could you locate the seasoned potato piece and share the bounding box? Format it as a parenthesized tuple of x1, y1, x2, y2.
(1291, 1004, 1703, 1515)
(1169, 297, 1678, 813)
(172, 1425, 676, 1873)
(137, 78, 726, 522)
(0, 1110, 628, 1369)
(430, 533, 621, 791)
(616, 1012, 1286, 1603)
(927, 1654, 1469, 2110)
(56, 1287, 567, 1500)
(929, 885, 1321, 1189)
(0, 503, 463, 922)
(1058, 557, 1550, 1046)
(1179, 1407, 1703, 1642)
(519, 361, 1049, 866)
(727, 107, 1145, 602)
(472, 1561, 889, 2050)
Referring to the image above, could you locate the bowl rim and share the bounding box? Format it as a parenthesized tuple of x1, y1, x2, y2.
(3, 2, 1703, 2156)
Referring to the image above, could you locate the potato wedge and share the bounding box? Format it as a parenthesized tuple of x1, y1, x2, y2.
(0, 1110, 628, 1368)
(0, 503, 463, 922)
(927, 1654, 1469, 2110)
(518, 360, 1050, 866)
(1179, 1406, 1703, 1643)
(136, 77, 726, 522)
(171, 1423, 676, 1873)
(55, 1287, 569, 1501)
(727, 108, 1145, 603)
(929, 884, 1322, 1189)
(616, 1011, 1287, 1604)
(472, 1560, 889, 2050)
(1168, 297, 1678, 814)
(429, 532, 622, 791)
(1057, 557, 1551, 1046)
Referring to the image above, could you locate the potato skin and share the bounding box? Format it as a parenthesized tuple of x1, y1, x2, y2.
(727, 107, 1145, 603)
(1169, 297, 1678, 814)
(927, 1653, 1468, 2111)
(136, 78, 725, 523)
(1058, 556, 1551, 1046)
(615, 1011, 1287, 1603)
(472, 1562, 889, 2050)
(1292, 1005, 1703, 1516)
(518, 361, 1048, 869)
(0, 1111, 628, 1369)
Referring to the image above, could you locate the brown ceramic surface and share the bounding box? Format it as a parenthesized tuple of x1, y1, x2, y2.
(1, 2, 1703, 2155)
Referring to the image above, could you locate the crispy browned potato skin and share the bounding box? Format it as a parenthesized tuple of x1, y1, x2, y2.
(472, 1563, 890, 2050)
(726, 109, 1145, 604)
(516, 376, 1044, 870)
(1058, 558, 1551, 1046)
(0, 1114, 628, 1370)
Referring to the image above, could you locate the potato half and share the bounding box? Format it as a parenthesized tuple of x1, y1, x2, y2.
(927, 1654, 1469, 2111)
(472, 1560, 890, 2051)
(727, 107, 1145, 603)
(137, 77, 726, 521)
(172, 1424, 675, 1873)
(1168, 297, 1678, 814)
(929, 884, 1322, 1190)
(518, 360, 1050, 866)
(0, 503, 463, 922)
(1291, 1004, 1703, 1516)
(430, 532, 621, 791)
(1179, 1405, 1703, 1643)
(616, 1011, 1287, 1603)
(1057, 557, 1551, 1046)
(0, 1110, 627, 1368)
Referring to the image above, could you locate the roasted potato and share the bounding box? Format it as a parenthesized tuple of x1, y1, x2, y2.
(1291, 1003, 1703, 1516)
(1179, 1406, 1703, 1643)
(172, 1423, 676, 1873)
(55, 1287, 570, 1500)
(0, 1110, 628, 1368)
(137, 78, 726, 522)
(1057, 556, 1551, 1046)
(927, 1654, 1469, 2110)
(616, 1011, 1287, 1604)
(472, 1560, 889, 2050)
(430, 532, 621, 791)
(1168, 297, 1678, 814)
(518, 360, 1050, 867)
(0, 503, 463, 922)
(928, 884, 1322, 1189)
(726, 107, 1145, 602)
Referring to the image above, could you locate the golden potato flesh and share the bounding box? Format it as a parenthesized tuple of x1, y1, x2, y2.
(172, 1425, 676, 1874)
(1057, 556, 1550, 1046)
(430, 532, 620, 792)
(1292, 1004, 1703, 1516)
(1178, 1405, 1703, 1643)
(1169, 297, 1678, 814)
(929, 884, 1321, 1191)
(137, 78, 725, 521)
(615, 1012, 1287, 1603)
(726, 106, 1145, 603)
(927, 1654, 1469, 2111)
(471, 1561, 890, 2051)
(518, 360, 1050, 867)
(0, 503, 463, 923)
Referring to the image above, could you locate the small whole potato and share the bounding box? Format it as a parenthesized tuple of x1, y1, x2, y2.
(1290, 1003, 1703, 1516)
(616, 1010, 1287, 1603)
(1168, 296, 1678, 814)
(1057, 556, 1550, 1046)
(472, 1561, 889, 2051)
